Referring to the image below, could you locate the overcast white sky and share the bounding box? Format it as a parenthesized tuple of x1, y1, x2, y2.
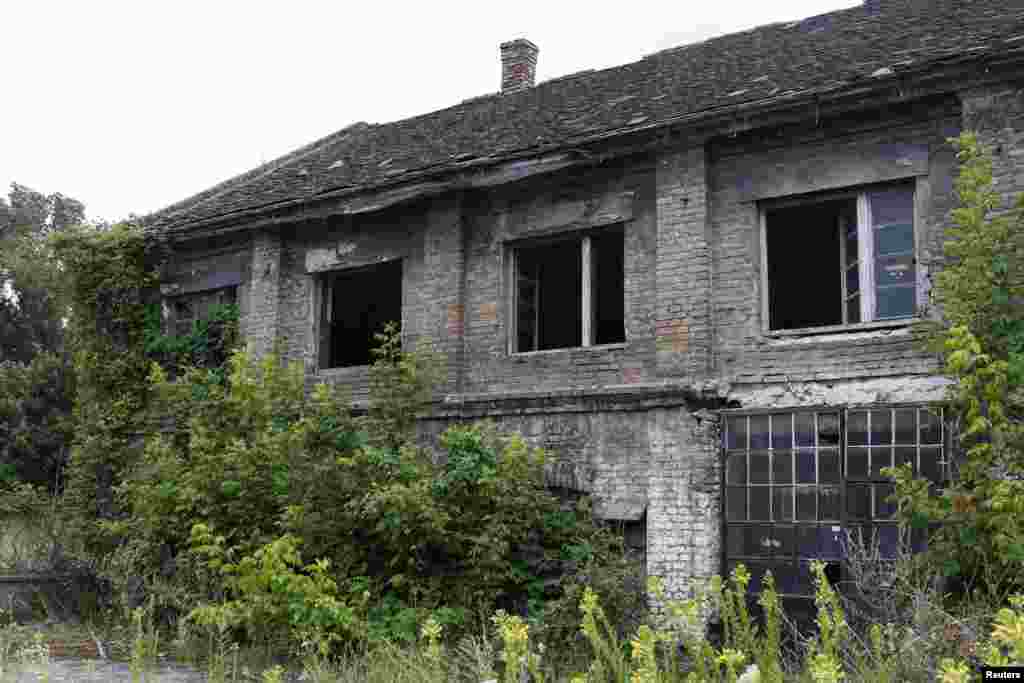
(1, 0, 859, 224)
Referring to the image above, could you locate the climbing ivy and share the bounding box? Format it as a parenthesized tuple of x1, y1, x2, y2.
(890, 132, 1024, 604)
(143, 301, 240, 377)
(45, 223, 162, 551)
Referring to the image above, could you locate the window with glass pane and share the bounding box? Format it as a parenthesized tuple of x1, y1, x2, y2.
(764, 182, 916, 331)
(722, 406, 944, 598)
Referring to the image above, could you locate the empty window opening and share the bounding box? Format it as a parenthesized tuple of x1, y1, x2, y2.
(592, 230, 626, 345)
(723, 406, 944, 599)
(513, 227, 625, 352)
(320, 259, 402, 369)
(516, 239, 581, 351)
(764, 183, 916, 331)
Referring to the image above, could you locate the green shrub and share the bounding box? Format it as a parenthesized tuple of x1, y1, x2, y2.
(186, 531, 365, 653)
(891, 132, 1024, 604)
(100, 331, 639, 659)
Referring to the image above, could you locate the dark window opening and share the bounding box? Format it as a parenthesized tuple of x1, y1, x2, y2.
(620, 514, 646, 555)
(320, 259, 402, 369)
(766, 200, 851, 330)
(516, 239, 582, 351)
(723, 406, 943, 600)
(514, 226, 625, 352)
(592, 230, 626, 345)
(764, 183, 916, 331)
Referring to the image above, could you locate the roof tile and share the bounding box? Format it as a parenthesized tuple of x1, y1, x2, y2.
(151, 0, 1024, 232)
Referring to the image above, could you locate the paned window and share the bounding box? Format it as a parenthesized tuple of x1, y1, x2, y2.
(763, 182, 917, 331)
(511, 227, 625, 352)
(723, 406, 944, 597)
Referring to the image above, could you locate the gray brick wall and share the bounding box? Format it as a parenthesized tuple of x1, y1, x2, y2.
(245, 230, 283, 358)
(459, 160, 658, 394)
(420, 390, 722, 603)
(962, 85, 1024, 211)
(656, 144, 712, 381)
(181, 76, 1024, 614)
(709, 100, 962, 393)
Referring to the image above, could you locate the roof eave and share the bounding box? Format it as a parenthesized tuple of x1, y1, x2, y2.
(153, 48, 1024, 242)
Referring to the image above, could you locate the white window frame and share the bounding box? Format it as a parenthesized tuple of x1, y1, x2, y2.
(506, 229, 624, 355)
(759, 182, 919, 336)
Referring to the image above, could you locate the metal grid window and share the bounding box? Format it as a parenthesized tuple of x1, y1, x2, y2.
(723, 406, 944, 597)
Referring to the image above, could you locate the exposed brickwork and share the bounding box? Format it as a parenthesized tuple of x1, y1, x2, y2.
(420, 388, 722, 600)
(500, 39, 538, 94)
(167, 74, 1024, 617)
(646, 407, 721, 603)
(656, 145, 712, 381)
(709, 101, 961, 393)
(245, 230, 283, 357)
(458, 161, 657, 395)
(962, 85, 1024, 211)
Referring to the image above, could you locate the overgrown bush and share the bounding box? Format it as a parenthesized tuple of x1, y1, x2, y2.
(49, 223, 164, 553)
(891, 132, 1024, 605)
(99, 327, 637, 657)
(0, 353, 75, 491)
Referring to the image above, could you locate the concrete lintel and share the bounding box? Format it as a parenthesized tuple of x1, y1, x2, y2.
(594, 498, 647, 522)
(726, 374, 952, 411)
(425, 380, 731, 419)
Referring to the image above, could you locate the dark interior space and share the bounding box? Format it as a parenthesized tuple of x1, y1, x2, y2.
(592, 229, 626, 344)
(766, 199, 852, 330)
(325, 259, 402, 367)
(516, 239, 582, 351)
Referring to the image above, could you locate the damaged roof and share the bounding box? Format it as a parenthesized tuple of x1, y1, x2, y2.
(150, 0, 1024, 234)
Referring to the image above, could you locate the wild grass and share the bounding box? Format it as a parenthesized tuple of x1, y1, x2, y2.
(0, 516, 56, 575)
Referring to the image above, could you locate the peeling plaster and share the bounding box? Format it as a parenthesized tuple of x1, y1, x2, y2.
(305, 243, 357, 272)
(726, 375, 952, 410)
(763, 325, 913, 347)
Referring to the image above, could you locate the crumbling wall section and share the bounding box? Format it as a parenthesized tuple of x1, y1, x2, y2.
(646, 406, 721, 603)
(421, 387, 724, 604)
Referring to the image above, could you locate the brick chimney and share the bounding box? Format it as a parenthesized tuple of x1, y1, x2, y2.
(500, 39, 538, 94)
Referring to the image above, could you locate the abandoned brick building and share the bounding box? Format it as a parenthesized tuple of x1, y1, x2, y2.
(148, 0, 1024, 604)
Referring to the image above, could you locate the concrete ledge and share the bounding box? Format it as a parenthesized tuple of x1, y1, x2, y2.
(424, 380, 732, 419)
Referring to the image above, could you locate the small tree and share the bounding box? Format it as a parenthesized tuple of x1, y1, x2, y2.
(0, 183, 84, 491)
(890, 132, 1024, 604)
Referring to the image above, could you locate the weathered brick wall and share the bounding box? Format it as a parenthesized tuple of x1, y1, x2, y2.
(160, 236, 251, 334)
(271, 205, 429, 403)
(459, 159, 658, 394)
(646, 406, 721, 603)
(184, 79, 1024, 615)
(245, 229, 283, 357)
(420, 389, 722, 601)
(962, 83, 1024, 211)
(709, 99, 961, 396)
(656, 144, 712, 381)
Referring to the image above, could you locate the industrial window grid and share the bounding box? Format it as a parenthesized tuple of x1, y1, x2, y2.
(722, 406, 945, 598)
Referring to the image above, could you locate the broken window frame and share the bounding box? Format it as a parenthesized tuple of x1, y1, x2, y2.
(506, 226, 626, 354)
(720, 404, 946, 600)
(316, 258, 403, 371)
(759, 181, 919, 335)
